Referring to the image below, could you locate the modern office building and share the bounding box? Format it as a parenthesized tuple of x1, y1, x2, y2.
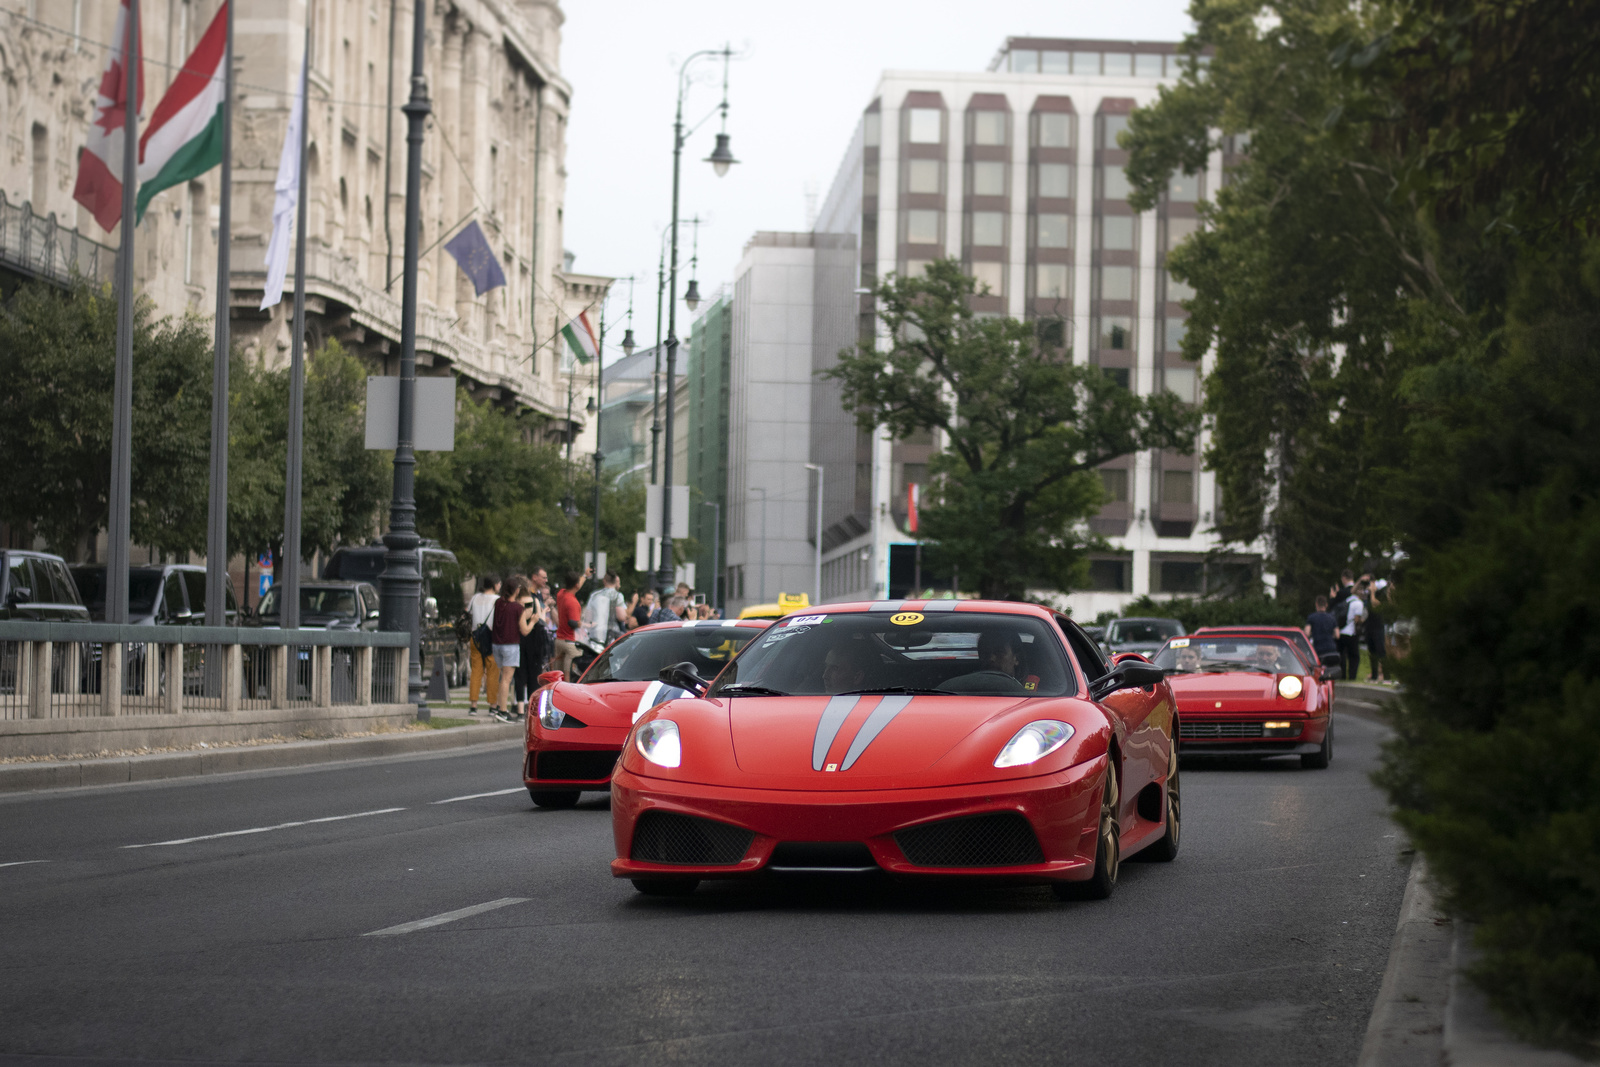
(721, 36, 1266, 617)
(686, 292, 733, 610)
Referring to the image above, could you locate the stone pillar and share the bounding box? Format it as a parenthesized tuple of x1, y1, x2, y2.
(355, 645, 373, 705)
(101, 641, 124, 716)
(313, 644, 332, 706)
(224, 643, 242, 713)
(164, 642, 184, 714)
(394, 646, 409, 705)
(26, 641, 49, 719)
(271, 645, 289, 708)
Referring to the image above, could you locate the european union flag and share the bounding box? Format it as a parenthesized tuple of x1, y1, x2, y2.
(443, 220, 507, 296)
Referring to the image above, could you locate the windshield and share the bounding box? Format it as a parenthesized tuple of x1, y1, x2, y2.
(708, 611, 1077, 698)
(1108, 619, 1183, 644)
(1153, 636, 1303, 674)
(259, 586, 360, 618)
(582, 625, 764, 683)
(72, 568, 161, 615)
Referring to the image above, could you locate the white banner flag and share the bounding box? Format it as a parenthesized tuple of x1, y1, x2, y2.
(260, 47, 308, 310)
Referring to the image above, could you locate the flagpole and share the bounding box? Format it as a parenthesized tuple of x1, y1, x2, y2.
(106, 0, 140, 626)
(204, 0, 234, 631)
(281, 23, 310, 632)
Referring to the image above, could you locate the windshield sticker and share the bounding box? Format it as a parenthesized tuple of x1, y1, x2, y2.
(786, 614, 826, 627)
(889, 612, 925, 626)
(765, 625, 810, 644)
(1170, 637, 1190, 647)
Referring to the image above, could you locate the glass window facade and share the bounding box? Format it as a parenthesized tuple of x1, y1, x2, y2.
(1166, 271, 1195, 301)
(972, 160, 1006, 196)
(863, 112, 880, 147)
(1073, 51, 1100, 74)
(1010, 50, 1039, 73)
(1165, 367, 1198, 403)
(1101, 165, 1131, 201)
(1169, 172, 1202, 201)
(1101, 114, 1131, 148)
(1099, 315, 1133, 349)
(1135, 53, 1164, 77)
(1037, 162, 1072, 198)
(1040, 50, 1069, 74)
(1165, 316, 1188, 350)
(971, 261, 1004, 294)
(1037, 113, 1073, 148)
(907, 210, 941, 244)
(1099, 265, 1135, 301)
(1101, 216, 1135, 250)
(971, 211, 1005, 246)
(1100, 469, 1129, 503)
(908, 159, 941, 194)
(908, 108, 943, 144)
(1035, 263, 1070, 299)
(1162, 469, 1195, 505)
(972, 111, 1007, 146)
(1037, 214, 1071, 248)
(1103, 52, 1133, 76)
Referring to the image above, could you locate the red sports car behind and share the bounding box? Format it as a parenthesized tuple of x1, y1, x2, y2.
(1152, 632, 1334, 768)
(523, 619, 771, 808)
(610, 600, 1180, 899)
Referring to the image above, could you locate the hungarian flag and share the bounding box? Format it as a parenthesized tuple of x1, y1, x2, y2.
(136, 1, 228, 221)
(561, 310, 599, 363)
(71, 0, 144, 231)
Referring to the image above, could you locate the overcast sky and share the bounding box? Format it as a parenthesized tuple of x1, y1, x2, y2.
(560, 0, 1194, 355)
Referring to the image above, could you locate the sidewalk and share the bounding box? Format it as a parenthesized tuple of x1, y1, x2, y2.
(0, 719, 522, 794)
(1360, 857, 1589, 1067)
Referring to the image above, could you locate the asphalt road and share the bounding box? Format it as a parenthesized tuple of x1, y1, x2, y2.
(0, 704, 1409, 1067)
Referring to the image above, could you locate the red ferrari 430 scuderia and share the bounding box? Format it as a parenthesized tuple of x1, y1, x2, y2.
(609, 600, 1180, 898)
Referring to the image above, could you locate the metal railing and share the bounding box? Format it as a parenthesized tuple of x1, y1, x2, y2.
(0, 190, 117, 289)
(0, 623, 410, 721)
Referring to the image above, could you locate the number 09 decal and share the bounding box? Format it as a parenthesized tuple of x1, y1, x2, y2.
(889, 612, 925, 626)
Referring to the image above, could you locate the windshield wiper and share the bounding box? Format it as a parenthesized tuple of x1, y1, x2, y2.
(836, 686, 948, 696)
(715, 684, 789, 697)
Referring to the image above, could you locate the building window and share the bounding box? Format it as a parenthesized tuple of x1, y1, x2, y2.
(1103, 52, 1133, 76)
(1036, 213, 1071, 248)
(971, 261, 1004, 295)
(908, 159, 941, 194)
(1101, 114, 1131, 148)
(1102, 367, 1131, 390)
(1101, 216, 1135, 250)
(1037, 162, 1072, 198)
(1100, 468, 1129, 502)
(1010, 50, 1039, 73)
(970, 211, 1004, 247)
(1165, 367, 1199, 403)
(1155, 559, 1204, 593)
(1037, 317, 1067, 348)
(1035, 263, 1070, 299)
(863, 112, 881, 147)
(1166, 216, 1201, 249)
(1167, 271, 1196, 301)
(908, 108, 942, 144)
(1165, 317, 1188, 351)
(1037, 113, 1073, 148)
(1099, 266, 1135, 301)
(907, 210, 941, 245)
(903, 259, 934, 278)
(971, 111, 1006, 146)
(972, 160, 1006, 197)
(1100, 165, 1131, 201)
(1162, 469, 1194, 504)
(1088, 557, 1132, 592)
(1073, 51, 1101, 74)
(1169, 172, 1202, 202)
(1099, 316, 1132, 349)
(1041, 50, 1069, 74)
(1136, 53, 1165, 78)
(30, 123, 47, 208)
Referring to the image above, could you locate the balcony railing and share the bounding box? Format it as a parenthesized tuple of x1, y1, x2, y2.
(0, 622, 411, 720)
(0, 190, 116, 290)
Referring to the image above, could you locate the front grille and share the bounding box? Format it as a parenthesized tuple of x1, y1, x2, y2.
(768, 841, 878, 870)
(535, 749, 619, 781)
(894, 812, 1045, 868)
(630, 811, 753, 865)
(1181, 721, 1265, 739)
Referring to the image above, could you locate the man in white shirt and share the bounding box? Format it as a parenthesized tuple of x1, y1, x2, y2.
(465, 575, 500, 715)
(1340, 584, 1367, 684)
(583, 572, 629, 647)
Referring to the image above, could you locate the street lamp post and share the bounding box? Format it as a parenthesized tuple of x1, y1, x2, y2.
(378, 0, 432, 710)
(656, 46, 737, 597)
(805, 464, 823, 605)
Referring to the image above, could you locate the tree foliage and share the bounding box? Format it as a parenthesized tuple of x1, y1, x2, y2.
(0, 280, 211, 557)
(825, 259, 1197, 600)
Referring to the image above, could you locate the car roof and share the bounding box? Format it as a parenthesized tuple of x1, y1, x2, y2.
(1196, 626, 1304, 635)
(784, 599, 1057, 621)
(632, 618, 772, 634)
(1112, 616, 1184, 624)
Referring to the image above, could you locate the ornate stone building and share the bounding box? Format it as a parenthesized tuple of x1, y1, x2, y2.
(0, 0, 602, 435)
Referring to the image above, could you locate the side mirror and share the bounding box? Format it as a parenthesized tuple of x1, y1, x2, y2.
(659, 661, 709, 697)
(6, 585, 31, 606)
(538, 670, 565, 686)
(1090, 661, 1167, 701)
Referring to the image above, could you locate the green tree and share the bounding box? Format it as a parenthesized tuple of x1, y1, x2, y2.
(825, 259, 1196, 600)
(0, 280, 211, 557)
(228, 339, 389, 566)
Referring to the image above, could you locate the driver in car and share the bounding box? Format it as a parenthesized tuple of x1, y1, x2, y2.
(821, 640, 878, 693)
(1174, 646, 1203, 672)
(1251, 642, 1290, 672)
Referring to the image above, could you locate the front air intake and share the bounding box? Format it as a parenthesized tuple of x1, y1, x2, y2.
(535, 750, 619, 781)
(630, 810, 753, 866)
(894, 812, 1046, 868)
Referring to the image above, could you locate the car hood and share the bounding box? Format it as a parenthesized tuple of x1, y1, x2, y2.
(621, 693, 1113, 791)
(549, 679, 689, 728)
(1167, 671, 1286, 709)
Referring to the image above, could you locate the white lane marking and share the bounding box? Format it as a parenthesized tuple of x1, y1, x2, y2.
(363, 896, 530, 937)
(121, 807, 407, 849)
(431, 787, 524, 805)
(0, 860, 49, 869)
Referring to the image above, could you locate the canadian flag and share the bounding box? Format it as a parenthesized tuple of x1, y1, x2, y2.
(72, 0, 144, 232)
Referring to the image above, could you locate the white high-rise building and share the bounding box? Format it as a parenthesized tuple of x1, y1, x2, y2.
(722, 36, 1266, 617)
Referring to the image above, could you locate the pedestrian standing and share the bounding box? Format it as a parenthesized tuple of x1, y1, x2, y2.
(584, 572, 629, 647)
(633, 590, 656, 630)
(489, 577, 534, 719)
(527, 566, 554, 674)
(1304, 594, 1339, 671)
(1365, 578, 1390, 683)
(464, 575, 500, 716)
(650, 594, 687, 624)
(1338, 580, 1366, 683)
(552, 570, 587, 681)
(513, 578, 544, 711)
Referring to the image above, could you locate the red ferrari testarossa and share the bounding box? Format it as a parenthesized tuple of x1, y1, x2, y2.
(609, 600, 1180, 898)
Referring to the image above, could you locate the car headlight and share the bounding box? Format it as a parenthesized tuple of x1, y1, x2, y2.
(1278, 675, 1304, 700)
(635, 719, 681, 768)
(994, 720, 1074, 769)
(536, 689, 564, 729)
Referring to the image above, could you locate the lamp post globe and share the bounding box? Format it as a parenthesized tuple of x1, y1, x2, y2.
(683, 279, 701, 312)
(705, 132, 738, 177)
(620, 328, 637, 356)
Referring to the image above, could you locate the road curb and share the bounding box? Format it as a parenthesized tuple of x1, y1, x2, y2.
(0, 723, 524, 795)
(1358, 854, 1452, 1066)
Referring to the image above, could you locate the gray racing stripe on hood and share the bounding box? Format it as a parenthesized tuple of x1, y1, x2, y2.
(839, 694, 914, 770)
(812, 695, 861, 771)
(920, 599, 958, 612)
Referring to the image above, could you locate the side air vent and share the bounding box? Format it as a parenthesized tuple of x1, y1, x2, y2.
(894, 812, 1045, 868)
(630, 810, 753, 866)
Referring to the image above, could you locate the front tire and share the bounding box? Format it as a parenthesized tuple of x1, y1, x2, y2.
(529, 789, 581, 809)
(1140, 738, 1181, 863)
(1055, 769, 1120, 900)
(1302, 719, 1333, 769)
(632, 878, 700, 897)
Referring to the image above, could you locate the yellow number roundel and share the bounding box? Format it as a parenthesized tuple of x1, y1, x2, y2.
(889, 611, 925, 626)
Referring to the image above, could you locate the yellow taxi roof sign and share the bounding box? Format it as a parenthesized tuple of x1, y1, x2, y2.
(737, 592, 811, 620)
(777, 592, 810, 609)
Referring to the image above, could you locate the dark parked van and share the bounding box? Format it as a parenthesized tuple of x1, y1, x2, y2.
(70, 564, 239, 625)
(1, 550, 89, 621)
